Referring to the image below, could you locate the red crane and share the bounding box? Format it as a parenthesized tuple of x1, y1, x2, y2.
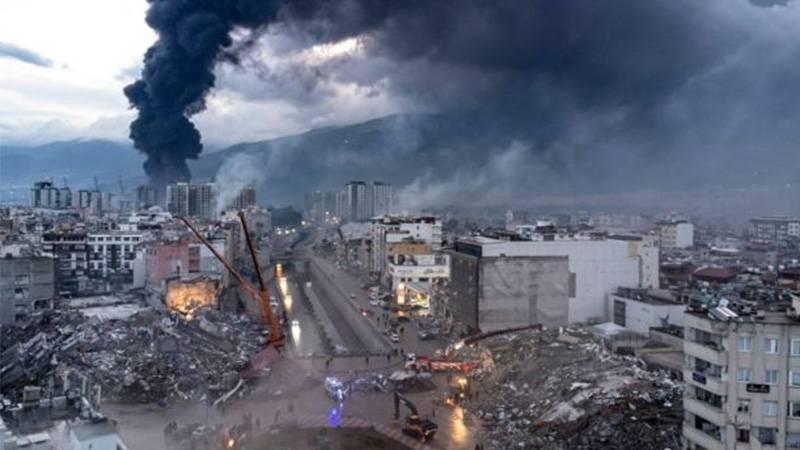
(179, 214, 283, 348)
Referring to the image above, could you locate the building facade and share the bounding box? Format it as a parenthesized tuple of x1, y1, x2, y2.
(751, 217, 800, 243)
(87, 232, 142, 278)
(446, 234, 657, 324)
(345, 181, 369, 222)
(143, 238, 201, 288)
(0, 256, 55, 326)
(683, 301, 800, 450)
(30, 181, 72, 209)
(657, 221, 695, 250)
(136, 184, 161, 208)
(369, 215, 443, 277)
(607, 287, 685, 335)
(445, 239, 571, 332)
(166, 182, 216, 220)
(41, 230, 88, 296)
(370, 182, 393, 217)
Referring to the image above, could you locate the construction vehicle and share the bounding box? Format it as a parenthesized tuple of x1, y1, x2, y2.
(180, 213, 283, 350)
(394, 392, 438, 442)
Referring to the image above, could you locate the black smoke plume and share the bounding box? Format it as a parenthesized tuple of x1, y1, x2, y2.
(124, 0, 288, 188)
(127, 0, 798, 198)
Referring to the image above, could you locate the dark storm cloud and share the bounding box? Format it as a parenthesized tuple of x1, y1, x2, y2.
(751, 0, 791, 6)
(0, 41, 53, 67)
(128, 0, 800, 208)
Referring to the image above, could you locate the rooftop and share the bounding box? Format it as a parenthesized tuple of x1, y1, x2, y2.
(613, 288, 681, 306)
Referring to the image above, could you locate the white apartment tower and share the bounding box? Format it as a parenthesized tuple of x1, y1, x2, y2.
(684, 298, 800, 450)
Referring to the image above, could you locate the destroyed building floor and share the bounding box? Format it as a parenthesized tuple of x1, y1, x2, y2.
(2, 307, 265, 406)
(463, 328, 683, 450)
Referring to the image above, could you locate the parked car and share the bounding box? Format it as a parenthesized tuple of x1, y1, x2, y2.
(389, 333, 400, 343)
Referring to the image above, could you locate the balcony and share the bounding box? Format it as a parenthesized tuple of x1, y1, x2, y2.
(684, 397, 725, 425)
(685, 369, 726, 395)
(685, 340, 726, 366)
(683, 424, 724, 450)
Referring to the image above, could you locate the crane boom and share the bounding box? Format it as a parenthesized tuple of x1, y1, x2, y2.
(179, 215, 283, 347)
(238, 211, 282, 345)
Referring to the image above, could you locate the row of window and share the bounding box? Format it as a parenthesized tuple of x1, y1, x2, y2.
(737, 336, 800, 355)
(88, 236, 140, 242)
(733, 399, 800, 418)
(92, 245, 135, 253)
(736, 368, 800, 386)
(88, 262, 131, 270)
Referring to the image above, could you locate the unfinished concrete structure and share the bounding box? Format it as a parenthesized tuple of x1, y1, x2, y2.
(445, 234, 657, 326)
(445, 240, 570, 332)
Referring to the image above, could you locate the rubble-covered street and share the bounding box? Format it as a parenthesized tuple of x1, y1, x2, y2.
(462, 327, 683, 450)
(1, 307, 265, 405)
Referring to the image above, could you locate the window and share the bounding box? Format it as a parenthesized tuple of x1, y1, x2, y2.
(739, 336, 753, 352)
(765, 401, 778, 417)
(765, 337, 779, 354)
(792, 339, 800, 356)
(736, 428, 750, 443)
(738, 368, 752, 383)
(738, 399, 751, 413)
(765, 369, 778, 385)
(791, 371, 800, 387)
(789, 401, 800, 418)
(758, 427, 777, 445)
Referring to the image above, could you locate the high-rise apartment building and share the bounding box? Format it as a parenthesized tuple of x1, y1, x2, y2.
(136, 184, 160, 208)
(370, 182, 393, 217)
(345, 181, 369, 222)
(30, 181, 72, 209)
(683, 296, 800, 450)
(230, 185, 256, 210)
(166, 182, 216, 219)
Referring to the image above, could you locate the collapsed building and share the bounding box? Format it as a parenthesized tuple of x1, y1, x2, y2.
(461, 327, 682, 450)
(1, 306, 264, 407)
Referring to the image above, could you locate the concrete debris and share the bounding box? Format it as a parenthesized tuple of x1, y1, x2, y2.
(1, 307, 264, 406)
(463, 327, 682, 450)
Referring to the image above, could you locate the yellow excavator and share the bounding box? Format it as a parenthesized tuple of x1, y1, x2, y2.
(393, 392, 438, 442)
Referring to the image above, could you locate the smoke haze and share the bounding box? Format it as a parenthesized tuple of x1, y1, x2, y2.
(127, 0, 800, 210)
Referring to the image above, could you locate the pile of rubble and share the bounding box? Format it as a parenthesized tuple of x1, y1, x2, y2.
(465, 327, 682, 450)
(1, 307, 265, 405)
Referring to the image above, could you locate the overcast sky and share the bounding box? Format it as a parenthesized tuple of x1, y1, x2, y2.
(0, 0, 408, 147)
(2, 0, 800, 182)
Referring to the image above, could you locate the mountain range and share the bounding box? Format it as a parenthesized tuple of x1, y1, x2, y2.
(2, 113, 798, 214)
(0, 114, 509, 206)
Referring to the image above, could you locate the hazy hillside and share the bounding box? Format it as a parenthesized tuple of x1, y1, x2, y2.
(0, 139, 145, 190)
(189, 113, 510, 206)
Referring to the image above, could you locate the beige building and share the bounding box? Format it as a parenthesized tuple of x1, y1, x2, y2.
(683, 298, 800, 449)
(657, 220, 694, 250)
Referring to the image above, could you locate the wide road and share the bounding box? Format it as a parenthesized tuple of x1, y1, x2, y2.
(297, 266, 368, 353)
(310, 255, 444, 356)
